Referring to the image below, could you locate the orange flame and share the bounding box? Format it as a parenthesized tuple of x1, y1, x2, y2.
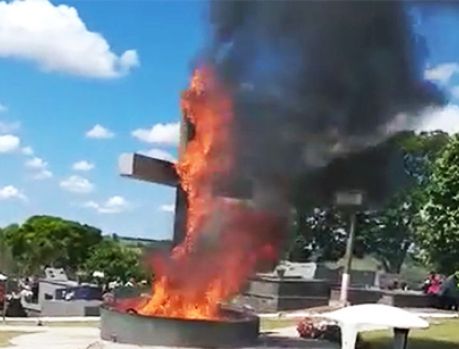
(136, 67, 284, 320)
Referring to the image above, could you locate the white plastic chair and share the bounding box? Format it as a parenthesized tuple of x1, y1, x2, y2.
(319, 304, 429, 349)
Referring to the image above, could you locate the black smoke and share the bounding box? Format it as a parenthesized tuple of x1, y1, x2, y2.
(205, 0, 443, 206)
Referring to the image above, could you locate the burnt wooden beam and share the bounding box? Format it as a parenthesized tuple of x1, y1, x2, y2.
(119, 153, 179, 187)
(118, 152, 186, 247)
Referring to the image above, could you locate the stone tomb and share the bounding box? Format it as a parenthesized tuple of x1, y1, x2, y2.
(238, 274, 331, 313)
(237, 261, 432, 312)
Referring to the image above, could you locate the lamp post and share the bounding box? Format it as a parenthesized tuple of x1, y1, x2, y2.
(334, 190, 364, 306)
(0, 274, 7, 323)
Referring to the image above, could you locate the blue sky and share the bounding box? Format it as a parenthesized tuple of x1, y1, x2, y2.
(0, 0, 207, 239)
(0, 0, 458, 239)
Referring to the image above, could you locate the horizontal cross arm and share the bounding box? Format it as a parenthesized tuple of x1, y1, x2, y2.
(119, 153, 179, 187)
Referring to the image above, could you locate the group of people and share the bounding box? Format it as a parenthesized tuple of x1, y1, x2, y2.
(102, 277, 147, 293)
(101, 277, 148, 306)
(422, 271, 459, 310)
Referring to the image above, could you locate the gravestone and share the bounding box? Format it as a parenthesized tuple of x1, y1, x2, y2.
(237, 263, 331, 313)
(237, 274, 331, 313)
(282, 261, 317, 279)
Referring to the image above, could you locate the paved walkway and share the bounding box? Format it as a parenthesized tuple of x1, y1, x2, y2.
(2, 326, 99, 349)
(2, 316, 100, 323)
(0, 325, 336, 349)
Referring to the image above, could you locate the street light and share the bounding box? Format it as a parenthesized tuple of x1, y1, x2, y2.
(334, 190, 364, 305)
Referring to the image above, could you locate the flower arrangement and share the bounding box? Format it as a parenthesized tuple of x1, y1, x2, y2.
(297, 317, 368, 349)
(297, 317, 340, 342)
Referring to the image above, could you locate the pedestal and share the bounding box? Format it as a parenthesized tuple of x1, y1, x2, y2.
(393, 328, 409, 349)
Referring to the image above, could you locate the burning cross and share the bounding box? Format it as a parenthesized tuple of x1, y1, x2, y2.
(118, 121, 255, 249)
(118, 117, 191, 247)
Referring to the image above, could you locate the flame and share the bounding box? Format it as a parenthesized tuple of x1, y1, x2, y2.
(136, 67, 284, 320)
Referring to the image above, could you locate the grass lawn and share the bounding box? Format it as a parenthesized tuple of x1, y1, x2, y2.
(43, 321, 99, 327)
(261, 317, 459, 349)
(0, 331, 26, 347)
(362, 320, 459, 349)
(260, 317, 298, 331)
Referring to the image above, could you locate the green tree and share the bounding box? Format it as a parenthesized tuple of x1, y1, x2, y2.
(289, 131, 449, 269)
(5, 216, 102, 274)
(83, 239, 147, 283)
(0, 227, 16, 274)
(288, 208, 348, 262)
(416, 134, 459, 274)
(358, 190, 421, 273)
(398, 130, 450, 182)
(359, 131, 449, 272)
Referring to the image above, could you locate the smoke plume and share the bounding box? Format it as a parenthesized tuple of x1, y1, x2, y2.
(206, 0, 443, 205)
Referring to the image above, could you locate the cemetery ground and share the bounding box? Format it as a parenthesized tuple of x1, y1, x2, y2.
(261, 318, 459, 348)
(361, 319, 459, 349)
(0, 331, 26, 347)
(0, 317, 458, 348)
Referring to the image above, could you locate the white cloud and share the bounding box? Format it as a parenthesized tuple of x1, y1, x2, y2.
(132, 122, 180, 146)
(32, 169, 53, 180)
(72, 160, 94, 171)
(0, 120, 20, 133)
(0, 103, 7, 113)
(119, 50, 139, 71)
(424, 63, 459, 84)
(24, 155, 52, 180)
(0, 185, 26, 201)
(417, 104, 459, 134)
(140, 148, 176, 162)
(159, 204, 175, 213)
(0, 134, 20, 153)
(85, 124, 114, 139)
(25, 156, 47, 169)
(60, 175, 94, 193)
(21, 146, 34, 155)
(0, 0, 139, 78)
(84, 195, 130, 214)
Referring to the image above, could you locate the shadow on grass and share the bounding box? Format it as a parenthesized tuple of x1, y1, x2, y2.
(260, 336, 457, 349)
(367, 338, 458, 349)
(260, 335, 339, 348)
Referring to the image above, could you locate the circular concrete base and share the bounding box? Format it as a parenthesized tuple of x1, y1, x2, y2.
(100, 306, 260, 348)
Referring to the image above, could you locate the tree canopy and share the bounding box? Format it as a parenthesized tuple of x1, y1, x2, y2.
(0, 227, 15, 274)
(5, 215, 102, 274)
(416, 134, 459, 274)
(289, 131, 450, 272)
(83, 239, 148, 283)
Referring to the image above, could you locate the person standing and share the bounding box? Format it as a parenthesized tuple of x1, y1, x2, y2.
(438, 271, 459, 310)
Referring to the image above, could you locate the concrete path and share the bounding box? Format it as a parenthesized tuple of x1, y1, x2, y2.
(0, 325, 336, 349)
(2, 316, 100, 323)
(2, 326, 99, 349)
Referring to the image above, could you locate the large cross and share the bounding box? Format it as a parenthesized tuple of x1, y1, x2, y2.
(118, 117, 191, 246)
